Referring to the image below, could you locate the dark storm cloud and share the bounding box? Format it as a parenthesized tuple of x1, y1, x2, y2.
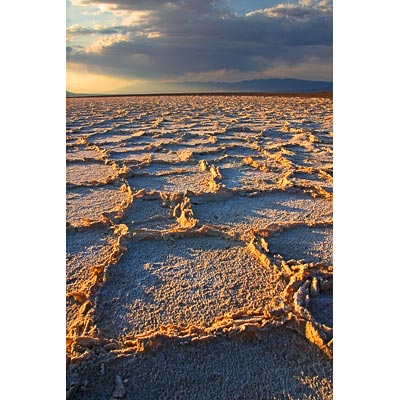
(68, 0, 332, 80)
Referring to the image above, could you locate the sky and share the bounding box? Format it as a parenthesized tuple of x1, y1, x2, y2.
(66, 0, 333, 94)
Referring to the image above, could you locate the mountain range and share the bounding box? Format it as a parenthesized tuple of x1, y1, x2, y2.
(67, 78, 332, 97)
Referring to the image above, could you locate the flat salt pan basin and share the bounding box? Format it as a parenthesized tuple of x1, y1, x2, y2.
(95, 236, 285, 338)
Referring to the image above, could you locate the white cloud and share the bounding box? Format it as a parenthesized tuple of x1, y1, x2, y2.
(147, 31, 162, 39)
(246, 0, 332, 19)
(86, 33, 131, 53)
(118, 10, 152, 26)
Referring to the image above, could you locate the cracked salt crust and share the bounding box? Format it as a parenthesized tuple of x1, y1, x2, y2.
(66, 94, 333, 399)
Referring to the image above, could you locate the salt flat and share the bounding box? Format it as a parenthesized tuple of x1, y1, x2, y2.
(66, 94, 333, 400)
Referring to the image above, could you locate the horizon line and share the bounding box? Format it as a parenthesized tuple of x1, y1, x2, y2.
(66, 90, 333, 99)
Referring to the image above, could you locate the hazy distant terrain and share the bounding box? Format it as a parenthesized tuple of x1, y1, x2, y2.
(66, 95, 333, 399)
(67, 78, 332, 97)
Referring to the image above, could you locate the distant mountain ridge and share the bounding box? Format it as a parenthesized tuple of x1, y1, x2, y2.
(173, 78, 332, 93)
(67, 78, 332, 97)
(66, 91, 89, 97)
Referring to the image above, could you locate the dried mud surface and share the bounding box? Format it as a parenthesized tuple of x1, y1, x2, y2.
(66, 95, 333, 399)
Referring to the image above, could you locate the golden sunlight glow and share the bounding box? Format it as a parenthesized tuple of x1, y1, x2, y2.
(66, 64, 142, 93)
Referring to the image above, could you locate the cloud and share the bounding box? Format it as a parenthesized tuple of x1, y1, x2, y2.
(119, 10, 152, 26)
(67, 0, 332, 83)
(71, 0, 218, 13)
(247, 1, 332, 19)
(85, 33, 132, 53)
(67, 24, 121, 36)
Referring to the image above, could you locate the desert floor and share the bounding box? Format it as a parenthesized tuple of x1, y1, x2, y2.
(66, 94, 333, 399)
